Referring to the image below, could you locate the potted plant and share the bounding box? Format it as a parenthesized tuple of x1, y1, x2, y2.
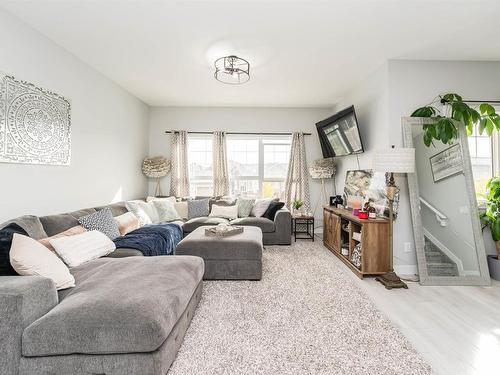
(292, 199, 304, 216)
(410, 93, 500, 146)
(481, 177, 500, 280)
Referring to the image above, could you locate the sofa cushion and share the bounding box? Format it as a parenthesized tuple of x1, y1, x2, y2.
(183, 216, 229, 233)
(22, 255, 204, 357)
(40, 208, 96, 237)
(0, 215, 47, 240)
(188, 198, 210, 219)
(230, 217, 276, 233)
(94, 202, 128, 217)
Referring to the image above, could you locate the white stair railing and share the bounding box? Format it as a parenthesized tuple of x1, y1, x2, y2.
(419, 197, 448, 227)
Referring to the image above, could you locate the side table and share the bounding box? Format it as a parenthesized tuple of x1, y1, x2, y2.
(291, 215, 315, 242)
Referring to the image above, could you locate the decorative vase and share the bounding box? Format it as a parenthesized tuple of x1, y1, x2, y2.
(487, 255, 500, 281)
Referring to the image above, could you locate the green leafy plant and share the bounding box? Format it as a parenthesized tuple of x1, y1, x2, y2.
(292, 199, 304, 210)
(410, 93, 500, 147)
(481, 177, 500, 257)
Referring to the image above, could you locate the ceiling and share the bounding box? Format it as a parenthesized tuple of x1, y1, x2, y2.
(1, 0, 500, 107)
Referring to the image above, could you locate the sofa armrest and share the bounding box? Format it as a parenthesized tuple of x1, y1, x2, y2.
(0, 276, 58, 374)
(273, 209, 292, 245)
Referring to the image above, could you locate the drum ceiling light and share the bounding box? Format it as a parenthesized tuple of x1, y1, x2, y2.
(214, 55, 250, 84)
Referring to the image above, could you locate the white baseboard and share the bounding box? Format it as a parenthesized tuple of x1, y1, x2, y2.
(394, 264, 418, 276)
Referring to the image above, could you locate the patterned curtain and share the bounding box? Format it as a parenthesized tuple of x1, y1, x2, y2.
(284, 132, 310, 211)
(212, 131, 230, 196)
(169, 131, 190, 197)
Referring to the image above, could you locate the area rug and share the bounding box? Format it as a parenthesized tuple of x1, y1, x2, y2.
(169, 241, 432, 375)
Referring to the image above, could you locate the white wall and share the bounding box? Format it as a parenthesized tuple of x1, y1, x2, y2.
(0, 9, 149, 222)
(335, 60, 500, 274)
(148, 106, 332, 225)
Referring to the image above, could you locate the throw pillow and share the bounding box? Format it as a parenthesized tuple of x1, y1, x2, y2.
(114, 212, 140, 236)
(145, 196, 177, 204)
(251, 198, 274, 217)
(262, 201, 285, 220)
(126, 200, 159, 224)
(38, 225, 87, 252)
(237, 198, 255, 218)
(209, 204, 238, 220)
(50, 230, 116, 268)
(174, 201, 188, 220)
(78, 208, 121, 240)
(188, 198, 210, 219)
(0, 223, 28, 275)
(10, 234, 75, 290)
(153, 200, 181, 222)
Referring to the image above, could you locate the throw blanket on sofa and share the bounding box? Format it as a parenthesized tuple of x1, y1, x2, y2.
(113, 223, 183, 256)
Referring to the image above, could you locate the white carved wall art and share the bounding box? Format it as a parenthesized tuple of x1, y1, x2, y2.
(0, 72, 71, 166)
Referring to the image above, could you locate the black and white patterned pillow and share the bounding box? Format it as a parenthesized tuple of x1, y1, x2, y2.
(78, 208, 120, 240)
(187, 198, 210, 219)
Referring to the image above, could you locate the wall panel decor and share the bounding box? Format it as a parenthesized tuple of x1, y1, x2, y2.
(0, 72, 71, 166)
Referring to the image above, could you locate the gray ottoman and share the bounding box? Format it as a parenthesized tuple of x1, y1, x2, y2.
(175, 226, 263, 280)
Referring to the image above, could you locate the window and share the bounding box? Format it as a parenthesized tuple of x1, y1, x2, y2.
(468, 107, 499, 200)
(227, 135, 291, 199)
(188, 136, 213, 196)
(187, 134, 291, 198)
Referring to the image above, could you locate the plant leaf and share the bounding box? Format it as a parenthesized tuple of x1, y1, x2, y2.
(442, 93, 462, 103)
(480, 103, 496, 116)
(486, 118, 495, 136)
(411, 106, 436, 117)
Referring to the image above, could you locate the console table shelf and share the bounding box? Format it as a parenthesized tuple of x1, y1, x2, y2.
(323, 206, 390, 279)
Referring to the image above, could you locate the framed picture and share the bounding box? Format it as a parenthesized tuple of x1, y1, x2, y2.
(343, 169, 399, 219)
(429, 144, 463, 182)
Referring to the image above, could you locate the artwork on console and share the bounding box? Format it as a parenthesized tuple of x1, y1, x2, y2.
(429, 143, 463, 183)
(0, 71, 71, 166)
(343, 169, 399, 219)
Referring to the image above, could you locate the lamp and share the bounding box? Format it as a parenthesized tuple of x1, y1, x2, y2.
(142, 156, 171, 197)
(214, 55, 250, 84)
(309, 158, 336, 216)
(373, 146, 415, 290)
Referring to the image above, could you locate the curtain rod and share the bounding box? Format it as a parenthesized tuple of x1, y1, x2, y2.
(164, 130, 312, 136)
(464, 100, 500, 104)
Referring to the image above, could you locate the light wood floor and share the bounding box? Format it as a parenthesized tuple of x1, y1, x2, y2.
(322, 240, 500, 375)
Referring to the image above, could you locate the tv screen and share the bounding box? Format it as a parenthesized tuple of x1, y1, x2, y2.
(316, 106, 364, 157)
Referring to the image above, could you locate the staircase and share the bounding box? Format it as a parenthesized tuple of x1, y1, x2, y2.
(424, 237, 459, 276)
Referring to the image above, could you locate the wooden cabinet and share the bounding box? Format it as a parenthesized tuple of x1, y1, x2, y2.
(323, 206, 390, 279)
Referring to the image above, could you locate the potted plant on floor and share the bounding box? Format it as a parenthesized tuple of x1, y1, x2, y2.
(481, 176, 500, 280)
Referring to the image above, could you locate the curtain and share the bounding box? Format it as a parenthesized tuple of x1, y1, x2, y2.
(212, 131, 230, 196)
(284, 132, 310, 212)
(169, 131, 190, 197)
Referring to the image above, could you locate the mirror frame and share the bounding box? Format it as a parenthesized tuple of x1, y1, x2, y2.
(402, 117, 490, 286)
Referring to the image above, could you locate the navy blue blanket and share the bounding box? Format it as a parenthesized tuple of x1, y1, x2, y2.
(113, 223, 183, 256)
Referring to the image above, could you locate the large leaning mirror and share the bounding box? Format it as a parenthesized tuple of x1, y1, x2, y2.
(402, 117, 490, 285)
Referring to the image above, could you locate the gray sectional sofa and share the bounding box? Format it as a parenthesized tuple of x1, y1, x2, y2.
(0, 199, 292, 374)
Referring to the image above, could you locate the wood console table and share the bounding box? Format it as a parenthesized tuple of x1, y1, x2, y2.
(323, 206, 390, 279)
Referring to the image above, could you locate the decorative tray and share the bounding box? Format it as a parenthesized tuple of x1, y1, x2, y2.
(205, 226, 244, 238)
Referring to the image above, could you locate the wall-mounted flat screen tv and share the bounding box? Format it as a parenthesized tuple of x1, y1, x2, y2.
(316, 105, 364, 157)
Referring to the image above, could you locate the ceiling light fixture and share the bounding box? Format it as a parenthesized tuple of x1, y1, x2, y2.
(214, 55, 250, 84)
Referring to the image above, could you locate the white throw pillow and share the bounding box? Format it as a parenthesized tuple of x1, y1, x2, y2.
(174, 201, 188, 220)
(251, 198, 274, 217)
(10, 234, 75, 290)
(50, 230, 116, 268)
(146, 196, 177, 204)
(209, 204, 238, 220)
(126, 200, 160, 225)
(153, 200, 181, 222)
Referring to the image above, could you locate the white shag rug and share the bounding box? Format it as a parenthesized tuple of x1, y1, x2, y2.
(169, 241, 432, 375)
